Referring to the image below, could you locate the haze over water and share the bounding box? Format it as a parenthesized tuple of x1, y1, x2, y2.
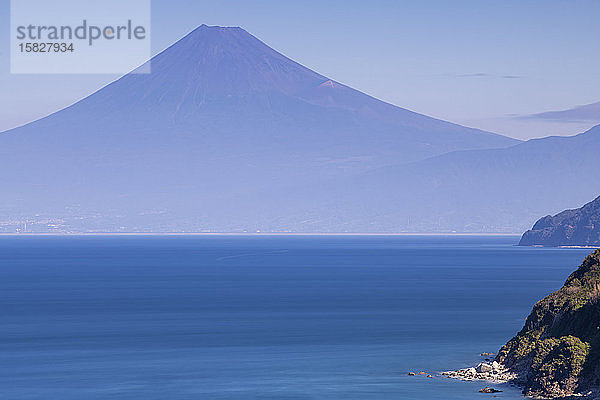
(1, 235, 592, 399)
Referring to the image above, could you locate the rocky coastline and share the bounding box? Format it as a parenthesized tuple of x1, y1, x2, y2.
(519, 195, 600, 247)
(441, 360, 600, 399)
(442, 360, 517, 384)
(442, 250, 600, 399)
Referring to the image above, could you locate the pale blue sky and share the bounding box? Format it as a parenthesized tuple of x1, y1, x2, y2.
(1, 0, 599, 139)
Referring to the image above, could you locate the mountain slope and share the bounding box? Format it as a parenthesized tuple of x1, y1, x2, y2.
(271, 124, 600, 233)
(4, 25, 516, 163)
(0, 25, 518, 232)
(519, 196, 600, 247)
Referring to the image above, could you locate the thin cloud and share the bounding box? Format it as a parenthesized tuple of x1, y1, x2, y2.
(442, 73, 523, 79)
(520, 101, 600, 122)
(455, 73, 490, 78)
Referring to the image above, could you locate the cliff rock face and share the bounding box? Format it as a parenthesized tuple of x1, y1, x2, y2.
(496, 250, 600, 398)
(519, 196, 600, 247)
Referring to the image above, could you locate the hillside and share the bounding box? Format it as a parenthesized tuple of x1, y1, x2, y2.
(496, 250, 600, 398)
(519, 196, 600, 247)
(279, 125, 600, 233)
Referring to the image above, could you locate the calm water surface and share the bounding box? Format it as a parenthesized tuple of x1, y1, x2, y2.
(0, 235, 593, 399)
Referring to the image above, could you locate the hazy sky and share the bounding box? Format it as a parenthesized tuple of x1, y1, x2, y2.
(1, 0, 599, 140)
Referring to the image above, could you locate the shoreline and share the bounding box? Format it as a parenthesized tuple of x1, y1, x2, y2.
(558, 245, 600, 249)
(0, 232, 523, 237)
(441, 361, 518, 385)
(443, 362, 600, 399)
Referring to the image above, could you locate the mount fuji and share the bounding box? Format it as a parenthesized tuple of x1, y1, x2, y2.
(0, 25, 522, 232)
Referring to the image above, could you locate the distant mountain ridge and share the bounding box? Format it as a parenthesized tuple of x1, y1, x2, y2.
(274, 124, 600, 233)
(519, 196, 600, 247)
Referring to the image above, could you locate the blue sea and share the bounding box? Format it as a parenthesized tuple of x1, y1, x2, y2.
(1, 235, 593, 400)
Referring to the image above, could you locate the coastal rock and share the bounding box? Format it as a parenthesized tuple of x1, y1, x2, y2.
(479, 387, 502, 393)
(442, 362, 515, 383)
(519, 196, 600, 247)
(477, 363, 493, 373)
(496, 249, 600, 398)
